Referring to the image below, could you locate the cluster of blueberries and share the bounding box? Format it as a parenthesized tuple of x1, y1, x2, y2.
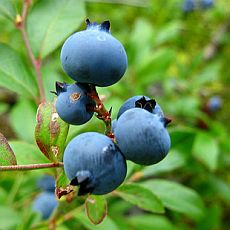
(32, 175, 58, 219)
(54, 19, 171, 196)
(182, 0, 214, 12)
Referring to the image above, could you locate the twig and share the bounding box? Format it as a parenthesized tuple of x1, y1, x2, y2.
(88, 85, 115, 140)
(204, 16, 230, 60)
(0, 162, 63, 171)
(15, 0, 46, 103)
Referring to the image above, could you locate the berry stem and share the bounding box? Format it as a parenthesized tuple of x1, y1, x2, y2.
(0, 162, 63, 171)
(88, 85, 114, 140)
(15, 0, 46, 104)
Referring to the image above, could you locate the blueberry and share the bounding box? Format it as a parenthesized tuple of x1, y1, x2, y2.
(112, 119, 117, 133)
(54, 82, 95, 125)
(114, 108, 171, 165)
(60, 19, 128, 87)
(37, 175, 55, 192)
(117, 95, 164, 119)
(63, 132, 127, 195)
(200, 0, 213, 9)
(32, 191, 58, 220)
(182, 0, 196, 12)
(207, 96, 222, 112)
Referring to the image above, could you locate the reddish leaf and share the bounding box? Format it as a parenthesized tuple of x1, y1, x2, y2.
(35, 100, 69, 162)
(0, 132, 17, 166)
(85, 195, 107, 225)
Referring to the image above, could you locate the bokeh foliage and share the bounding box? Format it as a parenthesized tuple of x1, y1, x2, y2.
(0, 0, 230, 229)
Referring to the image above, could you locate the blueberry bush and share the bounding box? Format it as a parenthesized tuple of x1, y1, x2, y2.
(0, 0, 230, 229)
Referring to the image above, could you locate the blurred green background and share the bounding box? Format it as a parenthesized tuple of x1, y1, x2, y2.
(0, 0, 230, 229)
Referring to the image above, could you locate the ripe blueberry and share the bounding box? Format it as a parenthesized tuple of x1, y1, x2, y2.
(117, 95, 164, 119)
(182, 0, 195, 12)
(112, 119, 117, 132)
(114, 108, 171, 165)
(207, 96, 222, 112)
(60, 19, 128, 87)
(32, 191, 58, 220)
(63, 132, 127, 195)
(54, 82, 95, 125)
(200, 0, 213, 9)
(37, 175, 55, 192)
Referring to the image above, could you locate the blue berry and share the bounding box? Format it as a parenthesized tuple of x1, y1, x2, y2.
(60, 19, 128, 87)
(112, 119, 117, 133)
(117, 95, 164, 119)
(182, 0, 196, 12)
(32, 192, 58, 220)
(63, 132, 127, 195)
(54, 82, 95, 125)
(37, 175, 55, 192)
(207, 96, 222, 112)
(114, 108, 171, 165)
(200, 0, 213, 9)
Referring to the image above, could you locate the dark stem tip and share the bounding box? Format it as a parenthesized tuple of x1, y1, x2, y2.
(55, 81, 67, 95)
(135, 96, 156, 113)
(100, 20, 110, 31)
(86, 18, 90, 25)
(108, 106, 112, 115)
(70, 171, 95, 196)
(50, 90, 57, 96)
(161, 117, 172, 127)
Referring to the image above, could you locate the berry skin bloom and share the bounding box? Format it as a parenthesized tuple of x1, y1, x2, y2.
(54, 82, 95, 125)
(115, 108, 171, 165)
(63, 132, 127, 195)
(60, 19, 128, 87)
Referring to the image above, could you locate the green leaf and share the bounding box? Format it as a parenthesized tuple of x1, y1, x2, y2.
(0, 206, 20, 229)
(192, 132, 219, 171)
(109, 199, 133, 217)
(194, 63, 220, 87)
(86, 195, 107, 225)
(75, 212, 119, 230)
(0, 43, 37, 99)
(0, 132, 17, 166)
(169, 96, 200, 117)
(129, 18, 154, 60)
(0, 0, 15, 20)
(197, 204, 221, 230)
(126, 160, 137, 179)
(141, 149, 186, 176)
(207, 175, 230, 205)
(116, 183, 164, 213)
(155, 21, 182, 45)
(56, 170, 69, 189)
(54, 199, 85, 221)
(0, 187, 7, 204)
(27, 0, 86, 58)
(55, 170, 73, 199)
(128, 214, 175, 230)
(10, 99, 37, 143)
(9, 141, 49, 165)
(136, 48, 176, 88)
(141, 179, 205, 220)
(35, 101, 69, 162)
(0, 102, 9, 114)
(41, 61, 65, 101)
(170, 127, 196, 155)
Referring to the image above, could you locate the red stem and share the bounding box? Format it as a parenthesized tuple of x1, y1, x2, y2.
(15, 0, 46, 103)
(88, 85, 115, 140)
(0, 162, 63, 171)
